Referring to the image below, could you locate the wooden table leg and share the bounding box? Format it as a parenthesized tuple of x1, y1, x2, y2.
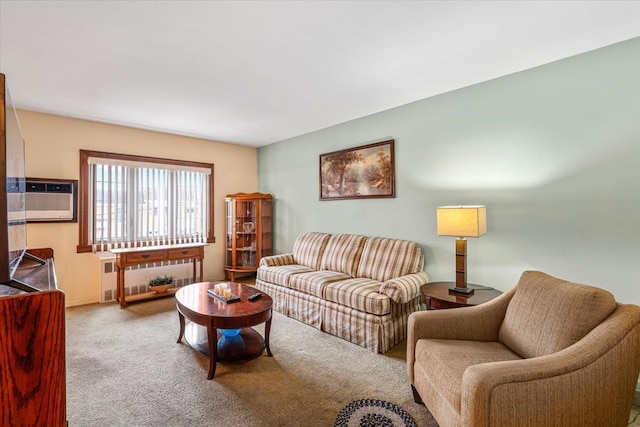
(117, 265, 126, 308)
(264, 315, 273, 357)
(176, 308, 185, 343)
(207, 324, 218, 380)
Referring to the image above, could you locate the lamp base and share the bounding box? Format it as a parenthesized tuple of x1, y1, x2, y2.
(448, 286, 475, 296)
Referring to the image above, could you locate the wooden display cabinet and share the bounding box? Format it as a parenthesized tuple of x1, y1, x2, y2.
(224, 192, 272, 281)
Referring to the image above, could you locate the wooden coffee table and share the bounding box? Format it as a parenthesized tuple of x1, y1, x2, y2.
(175, 281, 273, 379)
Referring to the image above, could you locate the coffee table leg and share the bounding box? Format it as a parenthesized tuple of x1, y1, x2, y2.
(207, 324, 218, 380)
(265, 316, 273, 357)
(177, 308, 185, 343)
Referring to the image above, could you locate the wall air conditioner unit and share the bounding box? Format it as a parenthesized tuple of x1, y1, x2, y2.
(26, 178, 78, 223)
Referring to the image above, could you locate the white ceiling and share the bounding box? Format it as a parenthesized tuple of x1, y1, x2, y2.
(1, 1, 639, 147)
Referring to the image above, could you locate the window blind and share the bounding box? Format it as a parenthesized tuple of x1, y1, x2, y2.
(89, 160, 209, 251)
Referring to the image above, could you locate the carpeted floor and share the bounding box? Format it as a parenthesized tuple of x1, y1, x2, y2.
(66, 296, 439, 427)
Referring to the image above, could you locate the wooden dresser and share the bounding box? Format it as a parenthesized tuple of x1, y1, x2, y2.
(0, 248, 65, 426)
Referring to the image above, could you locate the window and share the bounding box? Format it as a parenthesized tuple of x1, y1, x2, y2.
(77, 150, 214, 253)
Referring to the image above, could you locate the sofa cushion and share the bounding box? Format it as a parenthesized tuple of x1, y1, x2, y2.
(324, 278, 391, 315)
(498, 270, 617, 358)
(414, 339, 521, 411)
(288, 270, 350, 298)
(256, 264, 315, 287)
(320, 234, 366, 277)
(293, 232, 331, 270)
(356, 237, 424, 281)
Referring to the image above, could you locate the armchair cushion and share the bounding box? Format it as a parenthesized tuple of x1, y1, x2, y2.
(415, 339, 521, 412)
(498, 271, 617, 358)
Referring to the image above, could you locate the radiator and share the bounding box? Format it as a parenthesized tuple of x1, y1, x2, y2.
(98, 252, 194, 303)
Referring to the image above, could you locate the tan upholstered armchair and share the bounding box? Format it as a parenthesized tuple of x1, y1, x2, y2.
(407, 271, 640, 427)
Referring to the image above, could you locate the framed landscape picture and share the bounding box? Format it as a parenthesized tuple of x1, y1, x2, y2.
(319, 139, 395, 201)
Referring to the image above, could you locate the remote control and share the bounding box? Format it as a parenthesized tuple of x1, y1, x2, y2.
(248, 293, 262, 301)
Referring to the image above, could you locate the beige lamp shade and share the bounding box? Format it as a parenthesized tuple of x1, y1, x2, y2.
(437, 206, 487, 238)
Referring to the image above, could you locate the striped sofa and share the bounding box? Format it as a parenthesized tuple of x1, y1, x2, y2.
(255, 232, 429, 353)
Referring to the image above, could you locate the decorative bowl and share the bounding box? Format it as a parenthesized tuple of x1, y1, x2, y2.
(149, 284, 172, 293)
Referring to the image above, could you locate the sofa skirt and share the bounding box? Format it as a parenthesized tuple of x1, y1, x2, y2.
(255, 278, 420, 353)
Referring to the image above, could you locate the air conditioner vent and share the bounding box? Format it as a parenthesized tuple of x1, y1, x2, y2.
(26, 178, 77, 223)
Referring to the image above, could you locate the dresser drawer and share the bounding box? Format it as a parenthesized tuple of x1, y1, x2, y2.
(122, 250, 165, 265)
(167, 247, 202, 260)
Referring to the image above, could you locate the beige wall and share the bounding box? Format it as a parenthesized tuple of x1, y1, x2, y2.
(18, 110, 257, 307)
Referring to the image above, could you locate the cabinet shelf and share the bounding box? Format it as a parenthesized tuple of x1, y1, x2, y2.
(125, 288, 178, 303)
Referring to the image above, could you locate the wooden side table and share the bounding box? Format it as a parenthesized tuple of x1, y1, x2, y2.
(421, 281, 502, 310)
(111, 243, 206, 308)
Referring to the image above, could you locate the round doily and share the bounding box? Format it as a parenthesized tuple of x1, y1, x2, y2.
(334, 399, 417, 427)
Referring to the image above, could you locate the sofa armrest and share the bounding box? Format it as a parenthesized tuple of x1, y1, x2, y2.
(407, 287, 516, 382)
(461, 304, 640, 427)
(380, 272, 429, 304)
(259, 253, 294, 267)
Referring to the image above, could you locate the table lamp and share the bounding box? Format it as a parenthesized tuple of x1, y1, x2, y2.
(436, 205, 486, 296)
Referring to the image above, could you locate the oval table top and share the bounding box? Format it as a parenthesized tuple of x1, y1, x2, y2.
(175, 281, 272, 329)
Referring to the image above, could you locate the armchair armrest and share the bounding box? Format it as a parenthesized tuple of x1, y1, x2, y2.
(407, 287, 515, 381)
(380, 271, 430, 304)
(461, 304, 640, 427)
(259, 253, 294, 267)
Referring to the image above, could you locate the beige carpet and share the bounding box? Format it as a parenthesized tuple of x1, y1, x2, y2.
(66, 296, 438, 426)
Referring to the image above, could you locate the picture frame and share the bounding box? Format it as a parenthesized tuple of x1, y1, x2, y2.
(319, 139, 395, 201)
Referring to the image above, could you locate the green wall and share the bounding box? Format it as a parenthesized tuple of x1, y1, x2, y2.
(257, 37, 640, 304)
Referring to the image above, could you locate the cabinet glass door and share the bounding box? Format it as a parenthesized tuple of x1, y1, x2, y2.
(260, 199, 272, 258)
(225, 200, 234, 267)
(238, 200, 257, 267)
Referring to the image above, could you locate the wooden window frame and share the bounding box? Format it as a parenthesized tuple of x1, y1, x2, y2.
(77, 149, 215, 253)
